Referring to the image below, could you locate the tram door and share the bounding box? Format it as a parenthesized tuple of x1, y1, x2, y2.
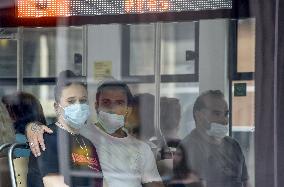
(0, 1, 257, 187)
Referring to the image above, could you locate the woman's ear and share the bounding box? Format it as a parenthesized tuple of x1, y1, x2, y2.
(54, 102, 59, 115)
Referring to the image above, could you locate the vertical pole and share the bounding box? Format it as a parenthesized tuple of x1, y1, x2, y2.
(154, 23, 163, 143)
(82, 25, 88, 76)
(17, 27, 23, 91)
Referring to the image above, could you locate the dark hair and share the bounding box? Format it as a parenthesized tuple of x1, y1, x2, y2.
(54, 70, 87, 102)
(96, 80, 133, 106)
(2, 92, 47, 134)
(173, 144, 192, 179)
(193, 90, 224, 121)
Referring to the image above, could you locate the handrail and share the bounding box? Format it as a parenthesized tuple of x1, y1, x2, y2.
(0, 143, 12, 153)
(8, 143, 29, 187)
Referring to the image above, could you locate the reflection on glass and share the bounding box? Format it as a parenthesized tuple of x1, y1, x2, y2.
(161, 22, 196, 75)
(160, 83, 199, 139)
(0, 38, 17, 77)
(22, 27, 83, 77)
(0, 85, 17, 99)
(232, 80, 255, 127)
(232, 80, 255, 187)
(23, 85, 56, 123)
(129, 22, 196, 76)
(237, 18, 255, 73)
(129, 24, 155, 76)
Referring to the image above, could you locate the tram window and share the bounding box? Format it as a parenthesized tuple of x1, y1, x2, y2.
(160, 82, 199, 139)
(237, 18, 255, 73)
(23, 85, 56, 124)
(0, 85, 17, 99)
(129, 24, 155, 76)
(126, 22, 197, 77)
(160, 22, 196, 75)
(128, 82, 199, 140)
(0, 38, 17, 77)
(231, 18, 256, 187)
(21, 27, 83, 78)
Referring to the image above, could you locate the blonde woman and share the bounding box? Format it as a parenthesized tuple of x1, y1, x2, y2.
(0, 102, 15, 146)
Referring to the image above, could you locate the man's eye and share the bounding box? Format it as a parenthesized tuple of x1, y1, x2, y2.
(80, 99, 88, 104)
(117, 101, 126, 106)
(102, 100, 111, 106)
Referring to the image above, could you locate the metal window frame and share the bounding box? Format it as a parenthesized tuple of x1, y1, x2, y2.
(121, 21, 199, 84)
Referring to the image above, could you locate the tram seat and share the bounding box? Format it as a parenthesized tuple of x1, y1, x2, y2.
(8, 143, 30, 187)
(13, 157, 29, 187)
(0, 143, 13, 187)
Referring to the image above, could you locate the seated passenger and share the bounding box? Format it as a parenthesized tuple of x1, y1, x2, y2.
(168, 145, 203, 187)
(26, 79, 164, 187)
(2, 92, 46, 157)
(27, 70, 103, 187)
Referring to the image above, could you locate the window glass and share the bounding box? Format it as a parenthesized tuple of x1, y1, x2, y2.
(129, 24, 155, 76)
(232, 80, 255, 186)
(237, 18, 255, 73)
(23, 27, 83, 77)
(161, 22, 196, 75)
(0, 34, 17, 77)
(23, 85, 56, 124)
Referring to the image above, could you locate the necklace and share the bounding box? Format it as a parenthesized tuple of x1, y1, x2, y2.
(74, 136, 89, 157)
(55, 121, 76, 135)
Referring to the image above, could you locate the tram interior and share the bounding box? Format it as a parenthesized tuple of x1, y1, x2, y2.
(0, 18, 255, 186)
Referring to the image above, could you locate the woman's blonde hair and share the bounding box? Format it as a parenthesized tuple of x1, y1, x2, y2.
(0, 102, 15, 144)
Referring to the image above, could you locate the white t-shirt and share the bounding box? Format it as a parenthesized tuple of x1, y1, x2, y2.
(80, 124, 162, 187)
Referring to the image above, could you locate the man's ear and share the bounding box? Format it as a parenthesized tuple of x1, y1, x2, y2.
(194, 110, 203, 124)
(125, 107, 132, 117)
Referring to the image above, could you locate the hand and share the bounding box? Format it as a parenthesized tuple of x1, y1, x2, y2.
(26, 122, 53, 157)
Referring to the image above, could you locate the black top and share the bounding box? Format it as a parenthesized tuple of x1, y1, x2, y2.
(27, 123, 103, 187)
(179, 129, 248, 187)
(167, 182, 204, 187)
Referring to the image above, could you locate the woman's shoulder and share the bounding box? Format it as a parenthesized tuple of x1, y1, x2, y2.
(42, 123, 58, 142)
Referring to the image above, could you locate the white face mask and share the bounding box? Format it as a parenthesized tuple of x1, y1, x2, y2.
(206, 122, 228, 139)
(97, 110, 125, 134)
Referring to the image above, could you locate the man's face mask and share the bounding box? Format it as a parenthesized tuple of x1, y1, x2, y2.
(59, 103, 90, 130)
(97, 110, 124, 134)
(202, 114, 228, 139)
(206, 122, 228, 139)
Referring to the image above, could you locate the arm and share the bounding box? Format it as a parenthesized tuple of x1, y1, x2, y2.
(43, 175, 69, 187)
(141, 144, 164, 187)
(25, 122, 53, 156)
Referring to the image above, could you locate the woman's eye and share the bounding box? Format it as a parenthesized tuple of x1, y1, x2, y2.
(67, 100, 75, 104)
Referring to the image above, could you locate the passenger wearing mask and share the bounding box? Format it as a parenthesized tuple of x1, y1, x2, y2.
(26, 79, 164, 187)
(27, 70, 102, 187)
(178, 90, 249, 187)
